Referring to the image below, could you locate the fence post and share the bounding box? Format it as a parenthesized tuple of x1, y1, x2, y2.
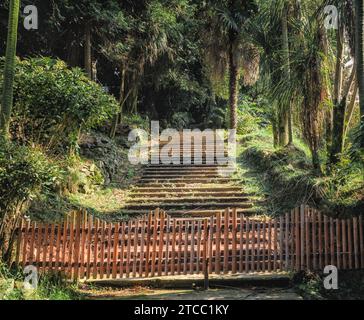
(204, 257, 209, 290)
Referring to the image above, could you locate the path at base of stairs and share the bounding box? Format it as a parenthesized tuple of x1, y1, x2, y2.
(82, 287, 302, 300)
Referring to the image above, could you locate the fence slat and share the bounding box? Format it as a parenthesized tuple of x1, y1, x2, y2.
(42, 224, 49, 272)
(208, 216, 213, 274)
(262, 217, 266, 272)
(300, 206, 305, 271)
(251, 219, 256, 272)
(245, 217, 249, 273)
(330, 218, 335, 266)
(151, 212, 158, 277)
(126, 220, 132, 278)
(112, 222, 119, 279)
(178, 219, 183, 275)
(342, 220, 347, 270)
(359, 215, 364, 268)
(305, 208, 310, 270)
(312, 210, 317, 270)
(145, 213, 152, 277)
(79, 213, 87, 278)
(197, 220, 202, 274)
(92, 219, 99, 279)
(216, 212, 221, 274)
(165, 216, 171, 275)
(139, 217, 145, 277)
(295, 208, 300, 271)
(279, 216, 284, 271)
(267, 219, 271, 273)
(257, 218, 261, 272)
(232, 209, 237, 274)
(223, 209, 229, 274)
(336, 218, 341, 270)
(239, 214, 244, 273)
(158, 211, 164, 276)
(132, 220, 138, 278)
(68, 214, 75, 276)
(191, 219, 195, 274)
(54, 223, 61, 272)
(318, 211, 323, 269)
(86, 215, 93, 279)
(203, 219, 208, 275)
(35, 223, 42, 270)
(61, 218, 68, 273)
(348, 219, 353, 269)
(285, 212, 289, 270)
(48, 224, 55, 272)
(73, 212, 82, 280)
(183, 220, 188, 275)
(353, 217, 359, 269)
(273, 219, 278, 271)
(119, 221, 125, 278)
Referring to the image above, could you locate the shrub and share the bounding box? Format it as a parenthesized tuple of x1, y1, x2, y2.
(0, 139, 64, 260)
(0, 57, 119, 153)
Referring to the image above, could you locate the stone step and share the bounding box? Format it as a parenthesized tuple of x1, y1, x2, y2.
(126, 196, 250, 204)
(116, 208, 258, 218)
(134, 183, 237, 188)
(141, 174, 234, 179)
(146, 164, 230, 168)
(123, 202, 253, 210)
(139, 178, 239, 184)
(128, 191, 249, 198)
(143, 168, 235, 174)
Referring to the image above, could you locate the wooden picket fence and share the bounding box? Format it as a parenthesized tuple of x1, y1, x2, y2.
(13, 205, 364, 280)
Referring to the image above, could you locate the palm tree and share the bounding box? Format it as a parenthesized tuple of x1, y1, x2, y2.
(202, 0, 260, 130)
(355, 0, 364, 148)
(0, 0, 20, 139)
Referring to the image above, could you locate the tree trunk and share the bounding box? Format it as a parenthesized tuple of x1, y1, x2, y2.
(110, 64, 126, 138)
(355, 0, 364, 148)
(84, 22, 92, 79)
(272, 117, 279, 148)
(344, 82, 359, 139)
(329, 24, 345, 165)
(330, 98, 347, 164)
(330, 60, 356, 165)
(281, 6, 293, 145)
(278, 108, 289, 146)
(0, 0, 20, 139)
(229, 46, 239, 130)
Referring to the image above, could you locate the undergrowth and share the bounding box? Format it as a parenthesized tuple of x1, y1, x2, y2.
(236, 128, 364, 217)
(294, 270, 364, 300)
(0, 262, 83, 300)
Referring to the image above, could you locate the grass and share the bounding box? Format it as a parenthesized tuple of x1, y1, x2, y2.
(0, 262, 83, 300)
(235, 127, 364, 217)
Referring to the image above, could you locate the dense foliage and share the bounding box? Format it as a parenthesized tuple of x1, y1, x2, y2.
(0, 57, 118, 152)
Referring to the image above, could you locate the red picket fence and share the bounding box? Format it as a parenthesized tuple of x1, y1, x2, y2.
(14, 206, 364, 280)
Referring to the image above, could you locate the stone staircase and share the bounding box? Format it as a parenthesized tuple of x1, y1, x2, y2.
(122, 139, 255, 217)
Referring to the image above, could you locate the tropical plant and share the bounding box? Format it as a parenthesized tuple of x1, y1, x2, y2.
(201, 0, 260, 130)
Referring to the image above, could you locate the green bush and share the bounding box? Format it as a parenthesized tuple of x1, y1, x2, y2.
(0, 139, 66, 259)
(0, 57, 119, 153)
(0, 139, 63, 215)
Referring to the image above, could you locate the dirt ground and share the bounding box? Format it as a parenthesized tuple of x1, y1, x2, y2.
(80, 286, 303, 300)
